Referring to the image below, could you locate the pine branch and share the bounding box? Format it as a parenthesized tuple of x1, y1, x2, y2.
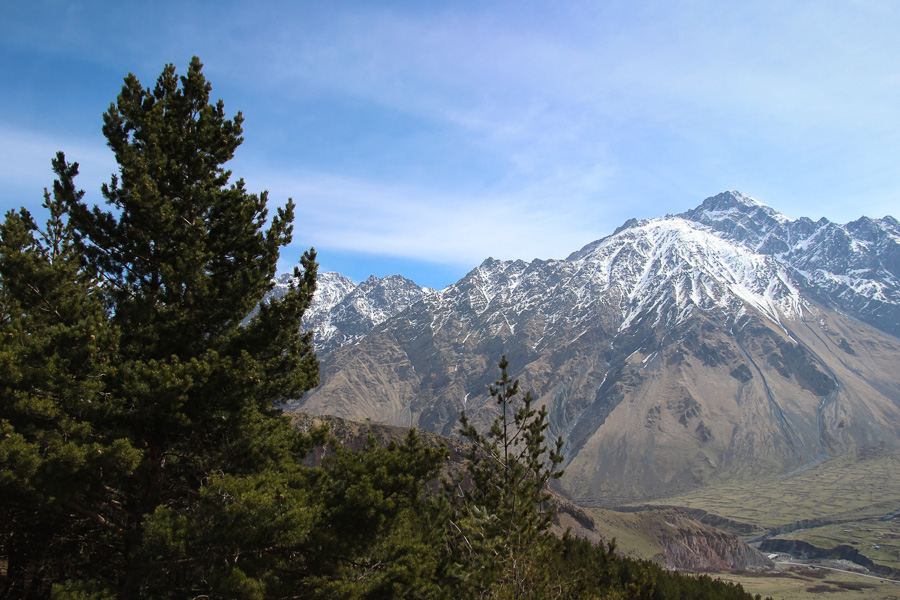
(63, 500, 124, 535)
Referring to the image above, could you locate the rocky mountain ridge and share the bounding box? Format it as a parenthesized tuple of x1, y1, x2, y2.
(290, 192, 900, 504)
(263, 271, 434, 356)
(680, 191, 900, 337)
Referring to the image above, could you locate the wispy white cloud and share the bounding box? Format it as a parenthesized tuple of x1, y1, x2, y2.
(240, 2, 900, 198)
(0, 124, 115, 208)
(242, 166, 608, 268)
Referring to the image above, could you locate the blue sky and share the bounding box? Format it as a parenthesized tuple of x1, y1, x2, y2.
(2, 1, 899, 289)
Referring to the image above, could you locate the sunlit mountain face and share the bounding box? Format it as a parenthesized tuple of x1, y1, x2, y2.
(288, 191, 900, 504)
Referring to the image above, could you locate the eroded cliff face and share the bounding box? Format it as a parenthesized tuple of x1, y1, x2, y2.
(651, 510, 773, 570)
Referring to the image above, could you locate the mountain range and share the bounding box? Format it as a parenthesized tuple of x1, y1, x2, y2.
(282, 191, 900, 505)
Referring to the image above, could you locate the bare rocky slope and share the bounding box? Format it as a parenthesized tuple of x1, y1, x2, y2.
(291, 192, 900, 505)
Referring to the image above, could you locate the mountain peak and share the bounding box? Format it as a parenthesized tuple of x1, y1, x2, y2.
(684, 191, 788, 223)
(613, 217, 649, 236)
(718, 190, 765, 208)
(675, 191, 796, 255)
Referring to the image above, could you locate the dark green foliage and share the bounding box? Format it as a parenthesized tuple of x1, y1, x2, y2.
(0, 58, 320, 598)
(445, 355, 566, 598)
(300, 430, 448, 599)
(141, 429, 447, 599)
(0, 156, 138, 597)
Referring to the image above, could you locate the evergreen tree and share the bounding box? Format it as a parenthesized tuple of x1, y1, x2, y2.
(141, 428, 447, 599)
(0, 156, 136, 598)
(446, 356, 566, 599)
(298, 429, 448, 599)
(0, 57, 320, 598)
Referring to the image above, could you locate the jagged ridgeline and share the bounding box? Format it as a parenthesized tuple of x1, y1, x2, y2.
(0, 58, 766, 599)
(295, 191, 900, 504)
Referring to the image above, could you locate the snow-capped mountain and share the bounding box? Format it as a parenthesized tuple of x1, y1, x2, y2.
(293, 192, 900, 505)
(681, 191, 900, 336)
(308, 273, 435, 356)
(264, 271, 434, 356)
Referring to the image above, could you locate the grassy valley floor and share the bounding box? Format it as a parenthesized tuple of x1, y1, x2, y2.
(653, 451, 900, 531)
(717, 564, 900, 600)
(611, 450, 900, 598)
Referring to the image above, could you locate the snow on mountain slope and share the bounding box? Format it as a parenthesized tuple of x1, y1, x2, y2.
(258, 271, 432, 355)
(682, 191, 900, 336)
(569, 217, 804, 333)
(314, 274, 434, 355)
(411, 212, 805, 356)
(297, 271, 357, 342)
(288, 191, 896, 359)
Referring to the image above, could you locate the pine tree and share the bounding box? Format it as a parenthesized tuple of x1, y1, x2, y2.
(0, 155, 137, 598)
(298, 429, 449, 599)
(140, 426, 448, 599)
(447, 356, 566, 599)
(0, 57, 320, 598)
